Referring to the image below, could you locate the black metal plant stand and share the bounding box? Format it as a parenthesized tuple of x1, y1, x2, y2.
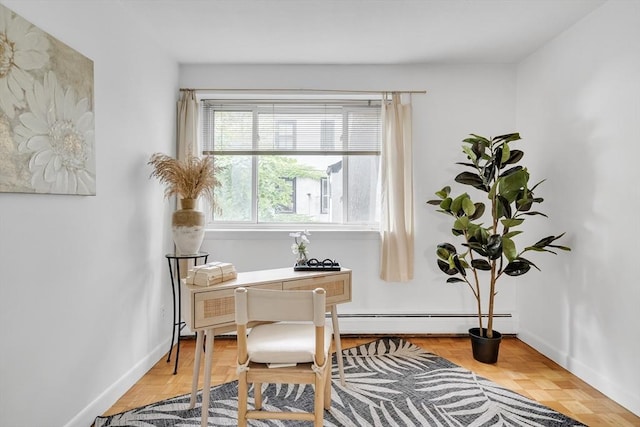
(165, 252, 209, 374)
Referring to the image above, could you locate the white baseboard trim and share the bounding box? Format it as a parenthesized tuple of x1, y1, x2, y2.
(518, 329, 640, 417)
(63, 337, 171, 427)
(336, 314, 517, 335)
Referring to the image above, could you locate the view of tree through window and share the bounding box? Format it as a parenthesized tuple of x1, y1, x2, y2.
(201, 98, 381, 226)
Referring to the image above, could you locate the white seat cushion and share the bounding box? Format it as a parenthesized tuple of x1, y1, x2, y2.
(246, 322, 333, 364)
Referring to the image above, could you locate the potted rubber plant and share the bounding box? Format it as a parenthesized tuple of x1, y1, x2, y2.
(427, 133, 570, 363)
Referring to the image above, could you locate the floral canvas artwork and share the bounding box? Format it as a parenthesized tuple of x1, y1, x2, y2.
(0, 4, 95, 195)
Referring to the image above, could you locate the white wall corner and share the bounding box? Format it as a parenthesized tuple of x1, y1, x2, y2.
(63, 338, 171, 427)
(518, 329, 640, 417)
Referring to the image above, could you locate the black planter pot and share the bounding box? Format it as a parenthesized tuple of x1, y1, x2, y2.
(469, 327, 502, 364)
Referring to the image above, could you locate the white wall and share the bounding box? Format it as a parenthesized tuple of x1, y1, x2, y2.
(0, 1, 177, 426)
(516, 0, 640, 415)
(180, 63, 519, 334)
(2, 2, 635, 425)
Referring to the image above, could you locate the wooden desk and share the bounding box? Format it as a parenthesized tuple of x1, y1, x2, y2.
(181, 267, 352, 427)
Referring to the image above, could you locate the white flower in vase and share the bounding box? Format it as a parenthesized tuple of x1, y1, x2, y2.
(289, 230, 311, 265)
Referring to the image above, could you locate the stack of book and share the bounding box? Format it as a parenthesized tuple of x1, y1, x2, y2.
(185, 261, 237, 286)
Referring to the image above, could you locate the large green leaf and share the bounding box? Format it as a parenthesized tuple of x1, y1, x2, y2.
(524, 233, 570, 255)
(456, 162, 476, 168)
(501, 218, 524, 228)
(453, 216, 470, 231)
(466, 245, 488, 257)
(516, 192, 533, 211)
(497, 195, 512, 219)
(426, 199, 442, 206)
(483, 162, 496, 183)
(473, 226, 490, 244)
(462, 197, 476, 216)
(450, 193, 468, 215)
(494, 132, 521, 143)
(468, 202, 485, 221)
(467, 134, 490, 143)
(501, 143, 511, 164)
(520, 211, 548, 217)
(462, 145, 478, 163)
(440, 197, 452, 211)
(503, 149, 524, 165)
(533, 234, 562, 248)
(500, 169, 529, 192)
(467, 222, 481, 237)
(486, 234, 503, 260)
(494, 147, 503, 168)
(499, 166, 523, 178)
(436, 248, 449, 260)
(548, 244, 571, 251)
(503, 230, 523, 239)
(436, 243, 457, 261)
(455, 172, 486, 191)
(518, 256, 540, 271)
(498, 169, 530, 202)
(437, 259, 459, 275)
(472, 141, 486, 159)
(471, 259, 492, 270)
(452, 255, 466, 276)
(435, 186, 451, 199)
(502, 237, 517, 261)
(529, 179, 546, 192)
(503, 260, 531, 276)
(446, 277, 466, 283)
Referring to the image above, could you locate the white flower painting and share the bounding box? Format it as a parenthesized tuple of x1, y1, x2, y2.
(0, 3, 95, 195)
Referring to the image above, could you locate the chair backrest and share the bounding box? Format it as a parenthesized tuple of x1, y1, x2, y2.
(235, 287, 326, 327)
(235, 287, 328, 368)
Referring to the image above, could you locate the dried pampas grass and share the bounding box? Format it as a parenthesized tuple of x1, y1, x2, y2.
(148, 153, 220, 208)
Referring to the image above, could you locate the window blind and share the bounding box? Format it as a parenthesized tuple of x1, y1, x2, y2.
(201, 99, 381, 155)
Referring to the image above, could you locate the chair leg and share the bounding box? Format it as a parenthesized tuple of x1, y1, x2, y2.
(324, 364, 331, 409)
(314, 373, 325, 427)
(254, 382, 262, 410)
(237, 372, 248, 427)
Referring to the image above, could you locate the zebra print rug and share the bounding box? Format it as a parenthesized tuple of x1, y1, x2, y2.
(95, 337, 585, 426)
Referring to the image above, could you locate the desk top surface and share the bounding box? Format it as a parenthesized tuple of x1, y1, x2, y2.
(183, 266, 351, 293)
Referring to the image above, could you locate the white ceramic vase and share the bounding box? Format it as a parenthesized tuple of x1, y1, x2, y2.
(172, 198, 205, 255)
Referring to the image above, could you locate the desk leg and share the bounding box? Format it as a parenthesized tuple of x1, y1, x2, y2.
(200, 329, 214, 427)
(331, 306, 346, 386)
(189, 330, 204, 409)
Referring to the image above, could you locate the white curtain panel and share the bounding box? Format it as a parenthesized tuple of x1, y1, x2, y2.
(380, 93, 414, 282)
(176, 89, 200, 274)
(177, 89, 199, 160)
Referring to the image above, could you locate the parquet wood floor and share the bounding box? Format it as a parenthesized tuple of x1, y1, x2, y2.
(102, 335, 640, 426)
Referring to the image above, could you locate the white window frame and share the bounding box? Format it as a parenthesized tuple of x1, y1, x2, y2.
(198, 93, 381, 230)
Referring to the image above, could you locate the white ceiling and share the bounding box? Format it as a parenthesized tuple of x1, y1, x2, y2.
(118, 0, 607, 65)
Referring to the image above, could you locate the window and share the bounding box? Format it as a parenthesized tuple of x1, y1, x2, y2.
(201, 96, 381, 226)
(320, 177, 329, 214)
(275, 120, 296, 150)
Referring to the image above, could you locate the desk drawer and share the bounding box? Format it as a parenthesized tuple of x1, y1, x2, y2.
(282, 272, 351, 305)
(193, 282, 282, 329)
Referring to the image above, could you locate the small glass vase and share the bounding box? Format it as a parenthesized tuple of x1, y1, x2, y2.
(296, 251, 308, 266)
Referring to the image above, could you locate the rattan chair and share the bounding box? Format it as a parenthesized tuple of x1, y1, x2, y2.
(234, 286, 332, 427)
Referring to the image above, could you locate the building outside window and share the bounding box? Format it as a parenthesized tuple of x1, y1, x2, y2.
(320, 177, 329, 214)
(275, 120, 296, 150)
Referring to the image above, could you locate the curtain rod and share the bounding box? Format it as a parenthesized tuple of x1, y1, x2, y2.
(180, 88, 426, 95)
